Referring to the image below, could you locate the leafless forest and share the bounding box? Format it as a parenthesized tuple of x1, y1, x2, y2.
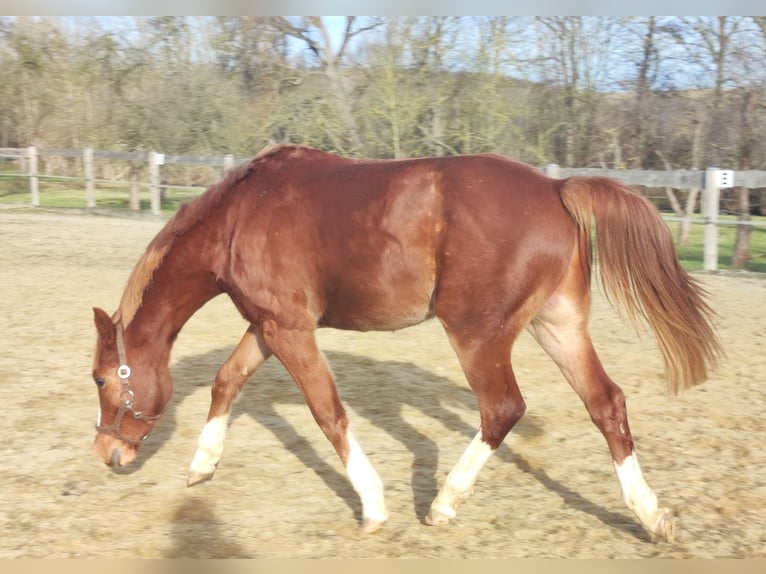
(2, 16, 766, 267)
(2, 17, 765, 169)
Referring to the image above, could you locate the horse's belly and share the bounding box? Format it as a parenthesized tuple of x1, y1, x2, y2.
(318, 271, 436, 332)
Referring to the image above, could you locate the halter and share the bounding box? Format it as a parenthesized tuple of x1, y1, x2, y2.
(95, 320, 163, 446)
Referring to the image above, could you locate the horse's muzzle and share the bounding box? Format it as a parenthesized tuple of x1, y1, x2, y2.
(94, 433, 138, 467)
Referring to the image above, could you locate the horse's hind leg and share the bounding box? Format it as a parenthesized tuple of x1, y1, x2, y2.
(528, 278, 675, 542)
(188, 324, 272, 486)
(426, 329, 526, 526)
(260, 318, 388, 533)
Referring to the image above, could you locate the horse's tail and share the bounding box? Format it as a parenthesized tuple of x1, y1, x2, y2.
(559, 176, 722, 395)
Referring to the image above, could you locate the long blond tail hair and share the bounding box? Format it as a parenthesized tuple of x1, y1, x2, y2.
(560, 176, 722, 394)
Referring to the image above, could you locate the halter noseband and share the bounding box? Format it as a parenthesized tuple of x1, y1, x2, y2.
(95, 320, 162, 446)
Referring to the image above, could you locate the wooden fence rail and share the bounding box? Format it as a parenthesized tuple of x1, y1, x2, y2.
(0, 146, 241, 215)
(2, 147, 766, 272)
(543, 164, 766, 272)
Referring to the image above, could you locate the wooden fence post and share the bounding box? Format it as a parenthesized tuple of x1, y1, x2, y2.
(83, 148, 95, 209)
(544, 163, 560, 179)
(28, 146, 39, 206)
(149, 151, 163, 216)
(703, 167, 721, 272)
(129, 163, 140, 211)
(223, 153, 234, 171)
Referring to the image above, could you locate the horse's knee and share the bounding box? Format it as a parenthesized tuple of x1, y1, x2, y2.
(313, 410, 351, 459)
(481, 396, 526, 449)
(211, 374, 241, 405)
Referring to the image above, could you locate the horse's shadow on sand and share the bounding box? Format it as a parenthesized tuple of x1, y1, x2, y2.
(132, 345, 646, 542)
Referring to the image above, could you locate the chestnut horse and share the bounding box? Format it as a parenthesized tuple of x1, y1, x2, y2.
(92, 144, 720, 542)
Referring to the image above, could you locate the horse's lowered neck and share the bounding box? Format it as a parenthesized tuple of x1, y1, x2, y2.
(119, 239, 223, 369)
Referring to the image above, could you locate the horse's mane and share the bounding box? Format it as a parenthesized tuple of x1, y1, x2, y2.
(115, 149, 268, 327)
(114, 144, 348, 327)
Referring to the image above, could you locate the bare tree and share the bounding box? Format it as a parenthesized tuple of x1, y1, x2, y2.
(729, 17, 766, 267)
(0, 17, 69, 147)
(532, 17, 618, 166)
(663, 16, 763, 257)
(268, 17, 382, 155)
(361, 18, 428, 158)
(622, 16, 663, 169)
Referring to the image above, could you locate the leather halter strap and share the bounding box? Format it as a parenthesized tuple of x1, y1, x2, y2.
(95, 320, 162, 446)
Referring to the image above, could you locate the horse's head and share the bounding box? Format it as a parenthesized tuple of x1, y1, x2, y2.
(92, 307, 170, 467)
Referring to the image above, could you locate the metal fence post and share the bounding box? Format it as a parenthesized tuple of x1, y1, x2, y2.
(28, 146, 39, 206)
(703, 167, 721, 272)
(83, 147, 95, 209)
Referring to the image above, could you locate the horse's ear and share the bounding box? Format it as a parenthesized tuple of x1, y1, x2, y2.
(93, 307, 116, 345)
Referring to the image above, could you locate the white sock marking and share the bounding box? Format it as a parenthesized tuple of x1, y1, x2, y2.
(190, 415, 229, 476)
(345, 430, 388, 523)
(430, 430, 494, 517)
(614, 453, 660, 525)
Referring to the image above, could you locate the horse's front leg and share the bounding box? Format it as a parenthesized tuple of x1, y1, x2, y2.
(187, 325, 272, 486)
(260, 318, 388, 533)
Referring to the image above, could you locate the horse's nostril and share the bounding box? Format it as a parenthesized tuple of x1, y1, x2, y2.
(109, 448, 121, 467)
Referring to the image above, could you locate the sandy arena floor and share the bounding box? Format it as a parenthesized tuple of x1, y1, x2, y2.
(0, 208, 764, 558)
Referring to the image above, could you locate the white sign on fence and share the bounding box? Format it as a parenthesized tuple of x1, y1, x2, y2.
(716, 170, 735, 188)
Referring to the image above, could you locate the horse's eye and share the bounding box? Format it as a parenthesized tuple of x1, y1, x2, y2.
(94, 377, 106, 388)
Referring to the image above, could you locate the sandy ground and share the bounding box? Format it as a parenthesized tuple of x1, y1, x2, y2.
(0, 208, 765, 558)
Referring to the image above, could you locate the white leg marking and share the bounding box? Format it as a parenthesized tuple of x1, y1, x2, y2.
(189, 415, 229, 478)
(428, 430, 494, 522)
(345, 430, 388, 525)
(615, 453, 657, 516)
(614, 452, 674, 541)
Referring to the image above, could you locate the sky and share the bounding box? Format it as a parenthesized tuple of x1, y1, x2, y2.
(5, 13, 764, 93)
(3, 0, 765, 17)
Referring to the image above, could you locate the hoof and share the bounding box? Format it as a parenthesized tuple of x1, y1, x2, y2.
(186, 470, 215, 487)
(360, 516, 388, 534)
(425, 507, 455, 526)
(647, 508, 675, 544)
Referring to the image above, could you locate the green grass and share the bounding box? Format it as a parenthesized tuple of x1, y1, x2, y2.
(0, 175, 202, 215)
(2, 174, 765, 273)
(670, 215, 766, 273)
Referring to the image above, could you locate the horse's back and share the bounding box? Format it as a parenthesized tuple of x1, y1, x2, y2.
(222, 148, 576, 333)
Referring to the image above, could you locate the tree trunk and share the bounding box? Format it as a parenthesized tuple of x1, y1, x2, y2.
(731, 187, 751, 268)
(655, 149, 689, 245)
(633, 17, 657, 169)
(323, 62, 366, 154)
(679, 109, 705, 246)
(680, 188, 700, 246)
(730, 88, 758, 269)
(129, 163, 140, 211)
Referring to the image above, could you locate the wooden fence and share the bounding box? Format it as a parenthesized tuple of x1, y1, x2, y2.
(543, 164, 766, 272)
(2, 146, 766, 272)
(0, 146, 242, 216)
